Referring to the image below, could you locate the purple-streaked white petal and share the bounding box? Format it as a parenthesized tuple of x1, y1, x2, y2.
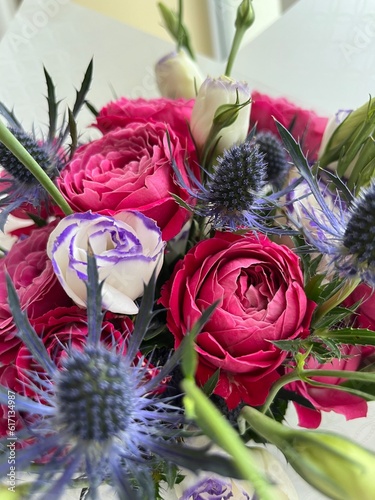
(47, 211, 165, 314)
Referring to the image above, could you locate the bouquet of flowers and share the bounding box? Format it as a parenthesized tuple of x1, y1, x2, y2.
(1, 1, 375, 499)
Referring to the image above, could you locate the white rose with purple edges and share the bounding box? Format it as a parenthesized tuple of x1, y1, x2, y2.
(47, 211, 165, 315)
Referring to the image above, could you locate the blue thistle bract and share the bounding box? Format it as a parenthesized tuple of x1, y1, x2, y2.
(0, 254, 237, 499)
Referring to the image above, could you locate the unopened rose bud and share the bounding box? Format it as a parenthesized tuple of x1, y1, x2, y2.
(242, 406, 375, 500)
(155, 50, 204, 99)
(190, 75, 251, 157)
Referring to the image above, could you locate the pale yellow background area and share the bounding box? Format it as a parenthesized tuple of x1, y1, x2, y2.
(74, 0, 213, 56)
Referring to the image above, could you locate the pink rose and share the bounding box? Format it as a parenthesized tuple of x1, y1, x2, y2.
(250, 91, 328, 160)
(0, 224, 72, 365)
(58, 105, 199, 240)
(286, 346, 368, 428)
(160, 232, 316, 408)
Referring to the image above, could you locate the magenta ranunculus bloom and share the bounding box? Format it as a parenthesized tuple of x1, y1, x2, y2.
(250, 91, 328, 161)
(58, 98, 199, 242)
(160, 231, 316, 409)
(95, 97, 195, 145)
(286, 346, 368, 429)
(344, 283, 375, 330)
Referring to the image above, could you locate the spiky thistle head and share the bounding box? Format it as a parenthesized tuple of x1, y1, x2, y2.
(56, 345, 136, 442)
(0, 128, 62, 184)
(0, 252, 236, 499)
(198, 141, 270, 230)
(254, 131, 290, 189)
(0, 128, 64, 230)
(339, 182, 375, 284)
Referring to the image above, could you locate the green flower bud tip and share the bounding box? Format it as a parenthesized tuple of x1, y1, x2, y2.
(242, 406, 375, 500)
(320, 96, 375, 166)
(289, 431, 375, 500)
(158, 2, 178, 35)
(235, 0, 255, 30)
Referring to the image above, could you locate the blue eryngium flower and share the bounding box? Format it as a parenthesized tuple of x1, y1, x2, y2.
(172, 140, 290, 232)
(0, 61, 93, 229)
(0, 252, 233, 499)
(0, 127, 63, 229)
(276, 120, 375, 286)
(254, 131, 290, 189)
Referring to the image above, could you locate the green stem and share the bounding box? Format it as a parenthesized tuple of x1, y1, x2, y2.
(241, 406, 291, 450)
(0, 121, 73, 216)
(313, 277, 361, 323)
(261, 367, 375, 415)
(177, 0, 183, 50)
(303, 369, 375, 382)
(182, 378, 274, 500)
(225, 28, 246, 77)
(260, 372, 301, 414)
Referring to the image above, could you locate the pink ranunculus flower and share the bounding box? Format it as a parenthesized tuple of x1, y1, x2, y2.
(159, 231, 316, 409)
(250, 91, 328, 161)
(95, 96, 195, 145)
(47, 211, 165, 315)
(344, 283, 375, 330)
(58, 118, 198, 241)
(286, 346, 368, 429)
(0, 223, 73, 365)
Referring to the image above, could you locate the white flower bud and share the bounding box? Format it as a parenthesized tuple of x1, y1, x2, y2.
(190, 75, 251, 155)
(155, 50, 204, 99)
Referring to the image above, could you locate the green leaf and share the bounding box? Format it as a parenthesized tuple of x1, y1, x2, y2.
(320, 168, 354, 203)
(181, 302, 218, 380)
(67, 108, 78, 159)
(0, 102, 21, 129)
(170, 193, 193, 212)
(304, 273, 326, 302)
(85, 245, 105, 347)
(85, 100, 99, 117)
(313, 306, 356, 330)
(347, 136, 375, 192)
(25, 212, 48, 227)
(43, 66, 59, 143)
(303, 378, 375, 402)
(320, 96, 375, 167)
(60, 59, 93, 143)
(157, 2, 195, 60)
(318, 327, 375, 346)
(72, 58, 93, 117)
(5, 274, 55, 376)
(202, 369, 220, 396)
